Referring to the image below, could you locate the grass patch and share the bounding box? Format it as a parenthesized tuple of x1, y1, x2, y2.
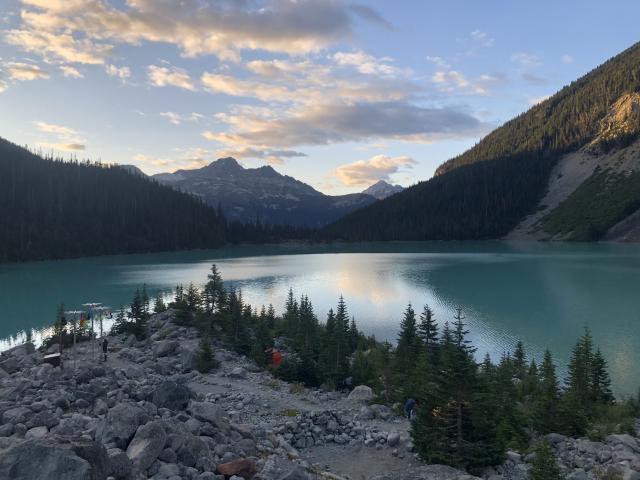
(543, 169, 640, 240)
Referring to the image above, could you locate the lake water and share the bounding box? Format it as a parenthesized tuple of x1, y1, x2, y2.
(1, 241, 639, 396)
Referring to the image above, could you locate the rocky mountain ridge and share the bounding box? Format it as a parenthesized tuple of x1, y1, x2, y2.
(0, 311, 639, 479)
(152, 158, 378, 227)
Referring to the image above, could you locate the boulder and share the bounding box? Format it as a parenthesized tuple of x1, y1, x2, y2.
(189, 401, 228, 431)
(25, 426, 48, 439)
(0, 439, 105, 480)
(217, 458, 256, 479)
(229, 367, 248, 380)
(2, 406, 32, 424)
(606, 434, 640, 453)
(97, 402, 150, 449)
(152, 381, 191, 411)
(154, 340, 179, 357)
(278, 465, 309, 480)
(369, 464, 480, 480)
(0, 356, 19, 374)
(347, 385, 373, 402)
(107, 448, 132, 479)
(126, 420, 167, 472)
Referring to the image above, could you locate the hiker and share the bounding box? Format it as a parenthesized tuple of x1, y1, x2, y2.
(404, 397, 416, 420)
(102, 337, 108, 362)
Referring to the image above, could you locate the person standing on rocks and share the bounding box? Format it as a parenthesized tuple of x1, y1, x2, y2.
(404, 397, 416, 420)
(102, 337, 108, 362)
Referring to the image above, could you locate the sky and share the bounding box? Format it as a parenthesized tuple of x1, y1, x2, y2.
(0, 1, 639, 195)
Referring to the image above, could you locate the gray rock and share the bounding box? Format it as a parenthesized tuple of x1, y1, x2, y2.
(126, 420, 167, 472)
(347, 385, 373, 402)
(154, 340, 179, 357)
(2, 406, 32, 424)
(25, 426, 48, 439)
(97, 402, 150, 449)
(152, 381, 191, 411)
(0, 356, 19, 374)
(229, 367, 248, 380)
(189, 402, 228, 431)
(567, 469, 588, 480)
(278, 465, 309, 480)
(607, 434, 640, 453)
(107, 448, 132, 479)
(369, 464, 480, 479)
(0, 439, 105, 480)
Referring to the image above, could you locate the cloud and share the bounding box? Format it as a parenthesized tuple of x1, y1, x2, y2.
(562, 54, 574, 65)
(4, 29, 112, 64)
(38, 142, 86, 151)
(4, 61, 48, 81)
(148, 64, 195, 91)
(216, 146, 307, 165)
(332, 50, 408, 77)
(34, 121, 86, 151)
(105, 64, 131, 82)
(511, 52, 542, 67)
(432, 69, 505, 95)
(470, 30, 494, 48)
(8, 0, 388, 63)
(160, 111, 203, 125)
(35, 121, 76, 136)
(204, 101, 489, 149)
(59, 65, 83, 78)
(334, 154, 416, 187)
(202, 72, 291, 101)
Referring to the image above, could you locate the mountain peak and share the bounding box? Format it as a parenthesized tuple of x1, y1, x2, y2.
(362, 180, 404, 200)
(208, 157, 243, 170)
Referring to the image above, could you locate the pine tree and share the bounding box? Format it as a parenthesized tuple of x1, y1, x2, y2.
(528, 441, 565, 480)
(418, 304, 438, 349)
(513, 340, 527, 381)
(534, 349, 561, 433)
(195, 331, 217, 373)
(153, 292, 166, 313)
(591, 348, 614, 405)
(204, 264, 224, 313)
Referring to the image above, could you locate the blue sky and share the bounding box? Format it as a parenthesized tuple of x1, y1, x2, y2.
(0, 1, 638, 194)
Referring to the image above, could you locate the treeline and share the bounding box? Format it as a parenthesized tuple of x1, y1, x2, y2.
(326, 42, 640, 242)
(0, 137, 318, 263)
(326, 152, 556, 240)
(0, 138, 226, 262)
(105, 264, 640, 474)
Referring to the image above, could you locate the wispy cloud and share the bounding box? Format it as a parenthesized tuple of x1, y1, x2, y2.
(148, 64, 195, 91)
(511, 52, 542, 67)
(34, 120, 86, 151)
(160, 112, 203, 125)
(334, 154, 416, 187)
(105, 64, 131, 83)
(562, 54, 574, 64)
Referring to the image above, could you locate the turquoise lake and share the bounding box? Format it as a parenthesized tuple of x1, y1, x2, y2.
(1, 241, 639, 396)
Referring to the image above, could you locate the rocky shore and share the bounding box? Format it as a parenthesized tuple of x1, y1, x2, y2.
(0, 310, 638, 480)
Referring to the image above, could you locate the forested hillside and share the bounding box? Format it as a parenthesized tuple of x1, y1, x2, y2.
(327, 42, 640, 241)
(0, 138, 226, 262)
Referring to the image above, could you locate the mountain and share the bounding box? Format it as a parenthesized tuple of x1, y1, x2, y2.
(361, 180, 404, 200)
(327, 42, 640, 242)
(0, 138, 226, 262)
(153, 157, 377, 226)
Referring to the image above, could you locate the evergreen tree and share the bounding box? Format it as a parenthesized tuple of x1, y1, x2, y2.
(418, 304, 438, 349)
(195, 331, 217, 373)
(534, 349, 561, 433)
(204, 264, 224, 313)
(153, 292, 166, 314)
(528, 441, 565, 480)
(591, 348, 614, 405)
(513, 340, 527, 381)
